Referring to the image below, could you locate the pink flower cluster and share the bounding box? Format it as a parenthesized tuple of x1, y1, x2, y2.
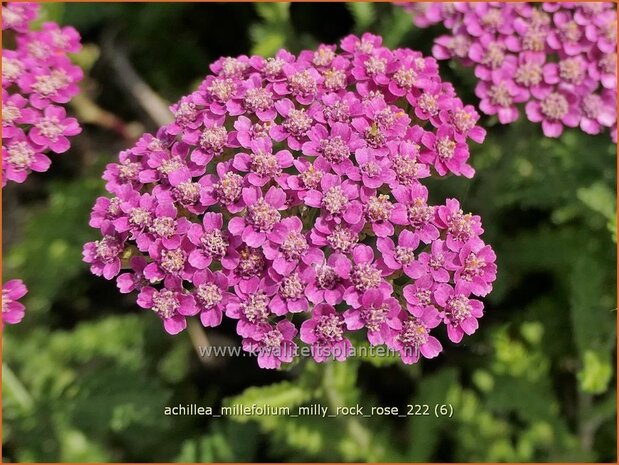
(84, 34, 496, 368)
(403, 2, 617, 140)
(2, 280, 27, 326)
(2, 2, 83, 186)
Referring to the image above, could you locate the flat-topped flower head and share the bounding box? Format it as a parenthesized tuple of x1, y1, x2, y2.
(85, 35, 495, 368)
(2, 3, 82, 186)
(403, 2, 617, 140)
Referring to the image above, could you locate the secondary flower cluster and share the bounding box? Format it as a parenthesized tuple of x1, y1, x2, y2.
(2, 280, 28, 325)
(84, 34, 496, 368)
(403, 2, 617, 140)
(2, 2, 83, 186)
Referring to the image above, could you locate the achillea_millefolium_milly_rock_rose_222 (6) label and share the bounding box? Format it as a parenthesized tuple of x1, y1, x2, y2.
(401, 2, 618, 141)
(83, 33, 497, 369)
(2, 2, 83, 186)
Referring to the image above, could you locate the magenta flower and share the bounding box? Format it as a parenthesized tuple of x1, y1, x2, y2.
(349, 147, 395, 193)
(421, 124, 474, 178)
(377, 229, 423, 278)
(117, 256, 148, 294)
(224, 245, 267, 285)
(232, 115, 272, 148)
(89, 195, 123, 230)
(192, 269, 232, 328)
(391, 184, 439, 244)
(300, 303, 353, 362)
(228, 74, 277, 121)
(387, 140, 431, 188)
(404, 2, 617, 140)
(303, 250, 351, 306)
(388, 49, 437, 97)
(303, 173, 363, 225)
(85, 35, 496, 369)
(476, 78, 528, 125)
(188, 120, 233, 166)
(18, 56, 83, 109)
(434, 199, 484, 252)
(142, 201, 192, 253)
(390, 309, 443, 365)
(2, 130, 50, 185)
(454, 238, 498, 297)
(225, 277, 277, 338)
(232, 137, 293, 187)
(137, 284, 198, 335)
(525, 89, 581, 137)
(468, 35, 517, 82)
(302, 122, 364, 175)
(285, 157, 328, 200)
(2, 3, 39, 33)
(112, 191, 155, 242)
(263, 216, 321, 276)
(228, 186, 287, 247)
(270, 270, 311, 315)
(351, 47, 393, 85)
(103, 150, 145, 193)
(276, 62, 321, 105)
(2, 91, 38, 139)
(2, 279, 28, 325)
(579, 91, 617, 135)
(310, 217, 363, 254)
(28, 105, 81, 153)
(270, 98, 314, 150)
(363, 194, 396, 237)
(139, 141, 201, 185)
(142, 239, 196, 285)
(444, 101, 486, 144)
(343, 244, 392, 308)
(344, 289, 402, 346)
(242, 320, 297, 369)
(402, 275, 438, 317)
(199, 161, 246, 213)
(82, 226, 126, 280)
(187, 212, 230, 270)
(311, 91, 363, 125)
(434, 282, 484, 343)
(415, 239, 458, 283)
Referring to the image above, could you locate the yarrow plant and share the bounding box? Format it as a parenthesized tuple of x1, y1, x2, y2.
(402, 2, 618, 140)
(2, 280, 27, 325)
(84, 34, 497, 369)
(2, 2, 83, 186)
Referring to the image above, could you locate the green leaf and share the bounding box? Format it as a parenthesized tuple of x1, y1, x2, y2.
(347, 3, 376, 32)
(577, 182, 616, 222)
(254, 3, 290, 23)
(570, 255, 615, 358)
(378, 7, 415, 48)
(406, 368, 458, 461)
(175, 422, 259, 462)
(223, 380, 311, 424)
(577, 350, 613, 394)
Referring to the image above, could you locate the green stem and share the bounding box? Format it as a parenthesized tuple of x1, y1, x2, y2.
(323, 363, 371, 458)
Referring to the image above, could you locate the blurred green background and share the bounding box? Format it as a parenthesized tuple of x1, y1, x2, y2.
(2, 3, 616, 462)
